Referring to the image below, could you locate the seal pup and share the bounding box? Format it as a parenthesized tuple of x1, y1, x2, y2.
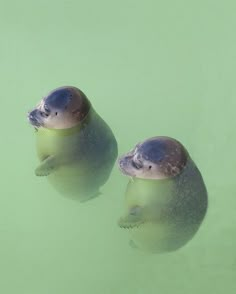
(28, 86, 118, 201)
(118, 136, 208, 253)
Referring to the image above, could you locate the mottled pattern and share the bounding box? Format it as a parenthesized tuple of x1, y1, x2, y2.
(44, 88, 73, 109)
(118, 160, 208, 253)
(138, 137, 188, 177)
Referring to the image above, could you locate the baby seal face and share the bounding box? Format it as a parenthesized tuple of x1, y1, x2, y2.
(28, 86, 91, 129)
(119, 137, 189, 179)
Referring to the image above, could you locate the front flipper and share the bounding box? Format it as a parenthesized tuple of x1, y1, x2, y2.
(118, 206, 145, 229)
(118, 205, 163, 229)
(35, 155, 59, 176)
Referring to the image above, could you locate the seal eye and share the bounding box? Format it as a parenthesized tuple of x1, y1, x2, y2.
(149, 166, 152, 169)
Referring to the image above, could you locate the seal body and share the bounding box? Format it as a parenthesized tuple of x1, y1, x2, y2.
(118, 137, 208, 253)
(28, 86, 118, 201)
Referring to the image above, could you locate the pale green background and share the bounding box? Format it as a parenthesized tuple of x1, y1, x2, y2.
(0, 0, 235, 293)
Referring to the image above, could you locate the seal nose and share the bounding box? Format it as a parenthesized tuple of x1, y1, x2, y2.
(27, 109, 36, 120)
(27, 109, 41, 127)
(118, 156, 126, 169)
(118, 155, 133, 175)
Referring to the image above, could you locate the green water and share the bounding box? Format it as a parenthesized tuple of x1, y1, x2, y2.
(1, 1, 235, 293)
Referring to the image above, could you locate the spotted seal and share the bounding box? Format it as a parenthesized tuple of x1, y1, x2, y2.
(28, 86, 118, 201)
(118, 136, 208, 253)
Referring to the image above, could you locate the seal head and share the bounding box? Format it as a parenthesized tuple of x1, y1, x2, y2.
(28, 86, 91, 129)
(119, 136, 189, 179)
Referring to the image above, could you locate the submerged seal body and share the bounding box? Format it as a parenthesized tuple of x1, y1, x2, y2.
(28, 86, 118, 201)
(118, 136, 208, 253)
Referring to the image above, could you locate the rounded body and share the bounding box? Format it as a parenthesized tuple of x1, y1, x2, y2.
(36, 108, 118, 201)
(119, 159, 208, 253)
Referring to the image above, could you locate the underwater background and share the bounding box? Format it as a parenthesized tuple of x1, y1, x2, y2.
(0, 0, 235, 293)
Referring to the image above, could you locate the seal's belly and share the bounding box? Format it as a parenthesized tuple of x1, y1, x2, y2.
(36, 132, 114, 201)
(36, 132, 73, 159)
(129, 222, 201, 253)
(129, 223, 173, 253)
(34, 113, 118, 201)
(48, 163, 102, 200)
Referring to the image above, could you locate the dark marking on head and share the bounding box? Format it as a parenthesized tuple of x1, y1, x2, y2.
(67, 87, 91, 121)
(139, 140, 168, 163)
(139, 137, 188, 177)
(44, 86, 91, 120)
(28, 86, 92, 129)
(118, 136, 189, 179)
(45, 88, 72, 110)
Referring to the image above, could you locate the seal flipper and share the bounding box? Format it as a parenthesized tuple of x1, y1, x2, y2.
(35, 155, 59, 176)
(118, 206, 145, 229)
(118, 205, 164, 229)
